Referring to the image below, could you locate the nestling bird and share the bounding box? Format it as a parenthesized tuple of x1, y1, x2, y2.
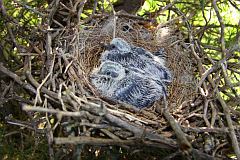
(90, 61, 165, 108)
(101, 38, 172, 84)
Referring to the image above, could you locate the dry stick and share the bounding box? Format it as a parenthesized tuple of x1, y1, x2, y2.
(43, 10, 55, 157)
(153, 0, 177, 19)
(163, 107, 192, 153)
(42, 98, 54, 160)
(22, 105, 90, 118)
(59, 1, 71, 11)
(181, 126, 230, 133)
(107, 0, 117, 38)
(100, 129, 122, 140)
(221, 64, 240, 100)
(0, 0, 24, 53)
(23, 92, 177, 149)
(54, 136, 172, 149)
(210, 101, 217, 127)
(104, 112, 177, 148)
(212, 0, 240, 159)
(212, 142, 228, 157)
(33, 54, 56, 106)
(5, 114, 46, 134)
(58, 83, 67, 111)
(203, 99, 211, 127)
(13, 0, 46, 17)
(83, 0, 98, 24)
(48, 0, 60, 25)
(161, 89, 192, 153)
(107, 108, 150, 125)
(0, 63, 36, 94)
(58, 50, 85, 94)
(54, 136, 214, 159)
(76, 0, 87, 25)
(26, 70, 68, 102)
(78, 122, 111, 129)
(1, 81, 13, 98)
(212, 0, 226, 56)
(197, 58, 226, 88)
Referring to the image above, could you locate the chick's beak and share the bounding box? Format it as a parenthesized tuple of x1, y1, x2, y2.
(104, 44, 115, 50)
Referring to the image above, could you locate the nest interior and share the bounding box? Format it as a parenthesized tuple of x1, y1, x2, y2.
(56, 17, 197, 109)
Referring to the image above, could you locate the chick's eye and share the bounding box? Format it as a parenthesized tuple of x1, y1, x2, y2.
(110, 45, 116, 49)
(101, 77, 107, 81)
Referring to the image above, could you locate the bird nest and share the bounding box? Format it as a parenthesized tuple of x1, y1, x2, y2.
(32, 16, 199, 155)
(1, 14, 232, 159)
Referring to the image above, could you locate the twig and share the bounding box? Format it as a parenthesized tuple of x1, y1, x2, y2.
(163, 107, 192, 154)
(13, 0, 46, 17)
(42, 99, 54, 160)
(58, 83, 66, 111)
(203, 99, 211, 127)
(212, 0, 240, 158)
(25, 70, 67, 102)
(100, 129, 121, 140)
(5, 115, 46, 134)
(106, 0, 117, 38)
(1, 81, 13, 98)
(153, 0, 177, 19)
(181, 126, 231, 133)
(197, 58, 226, 89)
(54, 136, 174, 149)
(83, 0, 98, 23)
(212, 142, 228, 157)
(33, 54, 56, 106)
(108, 108, 151, 125)
(161, 90, 191, 153)
(0, 63, 36, 94)
(0, 0, 22, 52)
(48, 0, 60, 25)
(22, 104, 89, 118)
(76, 0, 87, 25)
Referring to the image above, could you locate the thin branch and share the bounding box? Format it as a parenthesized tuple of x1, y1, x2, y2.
(0, 63, 36, 94)
(212, 1, 240, 158)
(106, 0, 117, 38)
(54, 136, 174, 149)
(22, 104, 90, 118)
